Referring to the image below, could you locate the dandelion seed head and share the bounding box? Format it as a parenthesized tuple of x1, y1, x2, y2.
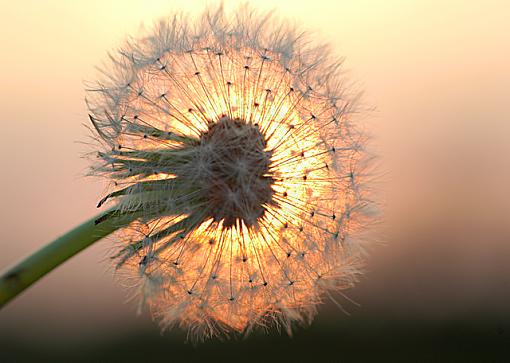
(87, 5, 374, 339)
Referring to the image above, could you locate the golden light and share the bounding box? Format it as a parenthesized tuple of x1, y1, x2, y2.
(87, 6, 371, 338)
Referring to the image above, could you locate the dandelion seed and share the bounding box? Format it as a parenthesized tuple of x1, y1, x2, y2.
(87, 5, 373, 339)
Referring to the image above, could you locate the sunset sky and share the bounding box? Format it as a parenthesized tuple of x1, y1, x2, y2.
(1, 0, 509, 357)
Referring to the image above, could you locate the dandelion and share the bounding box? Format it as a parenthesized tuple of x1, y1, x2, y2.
(0, 5, 374, 339)
(86, 5, 372, 337)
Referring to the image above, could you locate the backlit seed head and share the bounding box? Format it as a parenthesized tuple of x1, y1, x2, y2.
(87, 5, 374, 340)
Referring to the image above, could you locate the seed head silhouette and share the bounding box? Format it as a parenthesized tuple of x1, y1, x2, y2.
(87, 6, 373, 339)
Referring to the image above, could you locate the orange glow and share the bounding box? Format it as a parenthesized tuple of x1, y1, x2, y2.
(87, 6, 369, 337)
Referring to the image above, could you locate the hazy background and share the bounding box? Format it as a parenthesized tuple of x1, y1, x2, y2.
(1, 0, 509, 361)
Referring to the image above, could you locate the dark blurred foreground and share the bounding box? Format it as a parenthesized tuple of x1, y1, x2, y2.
(2, 313, 509, 362)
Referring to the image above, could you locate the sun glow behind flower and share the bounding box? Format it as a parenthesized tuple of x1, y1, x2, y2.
(87, 6, 372, 338)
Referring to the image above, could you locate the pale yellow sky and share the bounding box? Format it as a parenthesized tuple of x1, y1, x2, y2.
(0, 0, 509, 339)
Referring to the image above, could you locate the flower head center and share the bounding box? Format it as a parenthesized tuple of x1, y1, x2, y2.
(198, 117, 274, 227)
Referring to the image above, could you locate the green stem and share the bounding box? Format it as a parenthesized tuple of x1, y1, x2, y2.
(0, 208, 139, 308)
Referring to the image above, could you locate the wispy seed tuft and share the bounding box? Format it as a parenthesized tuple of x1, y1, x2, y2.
(86, 5, 374, 340)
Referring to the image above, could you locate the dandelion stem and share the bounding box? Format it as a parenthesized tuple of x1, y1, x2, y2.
(0, 208, 140, 308)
